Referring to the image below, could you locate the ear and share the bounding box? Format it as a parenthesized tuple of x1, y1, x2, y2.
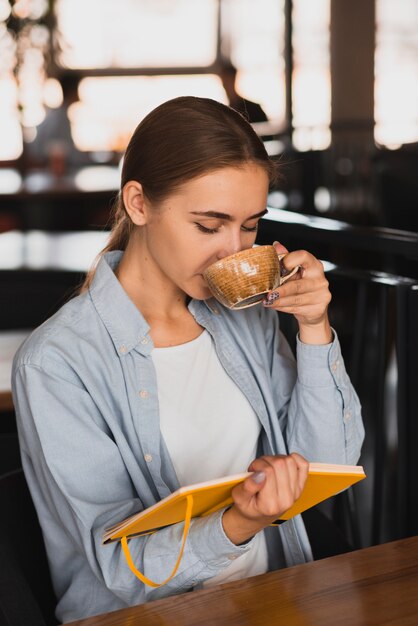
(122, 180, 149, 226)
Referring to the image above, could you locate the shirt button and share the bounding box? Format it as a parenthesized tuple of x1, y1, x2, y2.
(344, 410, 351, 423)
(139, 390, 148, 399)
(144, 454, 153, 463)
(141, 337, 149, 345)
(331, 361, 338, 373)
(119, 345, 126, 354)
(228, 554, 238, 560)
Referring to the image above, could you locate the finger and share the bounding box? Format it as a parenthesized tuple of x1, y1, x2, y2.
(275, 456, 298, 500)
(247, 456, 283, 514)
(271, 454, 301, 491)
(252, 455, 298, 517)
(249, 455, 305, 503)
(273, 241, 289, 256)
(280, 249, 315, 271)
(231, 468, 268, 511)
(248, 455, 286, 476)
(281, 274, 329, 294)
(241, 455, 308, 520)
(263, 456, 297, 515)
(240, 471, 266, 497)
(263, 281, 331, 308)
(289, 452, 309, 498)
(273, 291, 332, 311)
(278, 276, 310, 297)
(268, 454, 308, 508)
(270, 289, 331, 308)
(281, 253, 326, 282)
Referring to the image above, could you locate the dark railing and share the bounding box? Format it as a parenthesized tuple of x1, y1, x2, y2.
(258, 207, 418, 275)
(257, 208, 418, 547)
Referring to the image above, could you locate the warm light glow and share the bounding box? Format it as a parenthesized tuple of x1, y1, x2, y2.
(1, 0, 285, 160)
(43, 77, 63, 108)
(12, 0, 48, 20)
(292, 0, 331, 150)
(221, 0, 285, 120)
(55, 0, 218, 68)
(0, 168, 22, 193)
(0, 0, 11, 21)
(70, 75, 226, 153)
(3, 1, 416, 161)
(375, 0, 418, 147)
(0, 77, 23, 160)
(314, 187, 332, 213)
(74, 166, 120, 192)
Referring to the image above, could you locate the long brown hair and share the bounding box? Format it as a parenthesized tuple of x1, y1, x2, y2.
(82, 96, 278, 291)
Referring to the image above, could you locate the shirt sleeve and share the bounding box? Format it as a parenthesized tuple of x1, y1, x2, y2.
(265, 314, 364, 465)
(12, 361, 254, 607)
(288, 332, 365, 465)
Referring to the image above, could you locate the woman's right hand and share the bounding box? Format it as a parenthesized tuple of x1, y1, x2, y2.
(222, 453, 309, 545)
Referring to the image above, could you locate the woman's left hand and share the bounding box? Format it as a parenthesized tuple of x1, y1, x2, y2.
(263, 242, 333, 345)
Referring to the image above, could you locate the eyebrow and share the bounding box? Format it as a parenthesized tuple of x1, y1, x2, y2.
(190, 209, 268, 221)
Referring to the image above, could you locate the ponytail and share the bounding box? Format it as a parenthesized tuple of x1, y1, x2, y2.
(80, 194, 133, 292)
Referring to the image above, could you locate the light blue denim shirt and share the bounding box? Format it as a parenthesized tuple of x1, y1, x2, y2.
(12, 251, 364, 623)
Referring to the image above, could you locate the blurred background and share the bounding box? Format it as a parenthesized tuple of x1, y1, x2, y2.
(0, 0, 417, 231)
(0, 0, 418, 552)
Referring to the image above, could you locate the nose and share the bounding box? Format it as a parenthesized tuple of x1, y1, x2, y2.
(216, 232, 245, 260)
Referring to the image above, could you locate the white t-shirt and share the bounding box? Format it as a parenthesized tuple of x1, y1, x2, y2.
(152, 330, 268, 587)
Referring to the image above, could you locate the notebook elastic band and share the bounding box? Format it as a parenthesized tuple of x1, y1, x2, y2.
(121, 494, 194, 588)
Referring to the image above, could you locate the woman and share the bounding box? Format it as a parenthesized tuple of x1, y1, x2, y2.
(12, 96, 364, 623)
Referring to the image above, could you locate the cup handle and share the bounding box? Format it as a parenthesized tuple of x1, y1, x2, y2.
(277, 254, 301, 285)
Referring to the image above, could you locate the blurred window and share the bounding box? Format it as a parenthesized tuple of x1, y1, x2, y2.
(0, 0, 50, 160)
(1, 0, 335, 161)
(292, 0, 331, 151)
(220, 0, 285, 122)
(55, 0, 218, 68)
(71, 75, 226, 153)
(375, 0, 418, 148)
(1, 0, 286, 160)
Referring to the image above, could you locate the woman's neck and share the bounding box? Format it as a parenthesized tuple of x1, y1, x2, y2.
(115, 236, 186, 316)
(114, 239, 203, 347)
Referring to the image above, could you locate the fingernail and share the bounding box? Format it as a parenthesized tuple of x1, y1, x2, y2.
(263, 291, 280, 306)
(252, 471, 266, 484)
(273, 241, 280, 246)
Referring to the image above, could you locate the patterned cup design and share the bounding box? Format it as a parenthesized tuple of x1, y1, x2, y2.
(203, 245, 297, 310)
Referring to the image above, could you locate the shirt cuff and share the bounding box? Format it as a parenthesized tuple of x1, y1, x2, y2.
(296, 328, 343, 388)
(189, 508, 255, 570)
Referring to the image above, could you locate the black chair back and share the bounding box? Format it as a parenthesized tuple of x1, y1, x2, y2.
(0, 470, 57, 626)
(0, 432, 21, 474)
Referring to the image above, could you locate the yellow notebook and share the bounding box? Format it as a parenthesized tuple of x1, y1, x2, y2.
(103, 462, 365, 588)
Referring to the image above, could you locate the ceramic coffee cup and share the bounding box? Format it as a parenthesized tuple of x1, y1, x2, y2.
(203, 245, 299, 310)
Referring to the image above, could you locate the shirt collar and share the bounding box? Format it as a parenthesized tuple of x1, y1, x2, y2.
(89, 251, 223, 355)
(89, 251, 151, 357)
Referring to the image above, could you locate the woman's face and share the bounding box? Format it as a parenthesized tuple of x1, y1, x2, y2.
(139, 163, 269, 301)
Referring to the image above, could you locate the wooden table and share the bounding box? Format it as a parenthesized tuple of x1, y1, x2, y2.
(67, 536, 418, 625)
(0, 330, 31, 411)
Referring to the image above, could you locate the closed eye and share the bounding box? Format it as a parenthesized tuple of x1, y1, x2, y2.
(242, 223, 259, 232)
(192, 209, 266, 235)
(194, 223, 220, 234)
(194, 222, 260, 235)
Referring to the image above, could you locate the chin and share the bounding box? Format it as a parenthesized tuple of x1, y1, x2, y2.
(185, 283, 213, 302)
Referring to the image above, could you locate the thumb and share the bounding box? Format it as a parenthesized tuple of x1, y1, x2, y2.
(273, 241, 289, 256)
(240, 471, 266, 497)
